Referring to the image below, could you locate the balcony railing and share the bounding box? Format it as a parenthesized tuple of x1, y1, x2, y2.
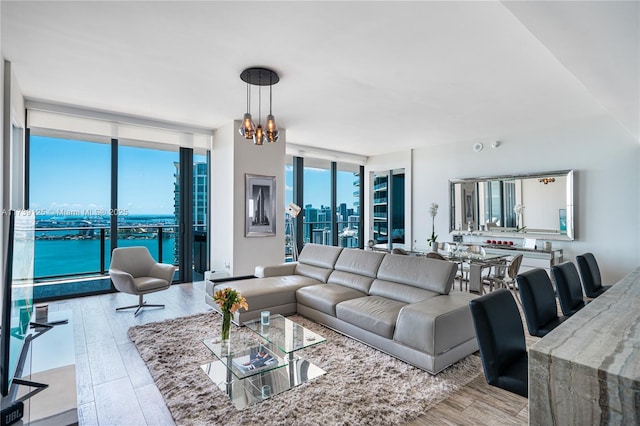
(34, 225, 183, 282)
(373, 183, 388, 191)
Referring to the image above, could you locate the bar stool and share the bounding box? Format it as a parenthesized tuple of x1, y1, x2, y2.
(551, 262, 586, 316)
(517, 268, 568, 337)
(576, 253, 611, 298)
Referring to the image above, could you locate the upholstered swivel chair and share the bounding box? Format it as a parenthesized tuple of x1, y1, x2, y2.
(551, 262, 586, 317)
(109, 246, 175, 316)
(576, 253, 611, 298)
(469, 289, 528, 398)
(516, 269, 568, 337)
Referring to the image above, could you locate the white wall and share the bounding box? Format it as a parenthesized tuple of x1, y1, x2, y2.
(211, 121, 286, 277)
(211, 123, 235, 273)
(401, 114, 639, 284)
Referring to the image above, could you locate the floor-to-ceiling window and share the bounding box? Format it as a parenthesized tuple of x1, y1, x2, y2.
(372, 171, 389, 246)
(29, 135, 112, 297)
(371, 168, 405, 249)
(192, 152, 209, 280)
(284, 155, 295, 261)
(303, 158, 332, 245)
(28, 127, 209, 300)
(336, 164, 360, 248)
(284, 155, 363, 257)
(117, 143, 179, 265)
(391, 170, 405, 246)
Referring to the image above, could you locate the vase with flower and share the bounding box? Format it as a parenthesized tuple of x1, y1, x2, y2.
(428, 202, 439, 252)
(213, 287, 248, 343)
(514, 204, 526, 233)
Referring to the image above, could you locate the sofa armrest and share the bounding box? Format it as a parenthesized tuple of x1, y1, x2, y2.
(255, 263, 297, 278)
(394, 292, 478, 355)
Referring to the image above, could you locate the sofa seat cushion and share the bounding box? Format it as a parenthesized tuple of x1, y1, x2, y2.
(296, 284, 367, 317)
(336, 296, 407, 339)
(394, 292, 477, 355)
(327, 270, 375, 294)
(213, 275, 321, 312)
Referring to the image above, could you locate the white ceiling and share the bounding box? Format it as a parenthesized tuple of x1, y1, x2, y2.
(2, 1, 638, 157)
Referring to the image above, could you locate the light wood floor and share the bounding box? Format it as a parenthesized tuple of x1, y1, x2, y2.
(45, 280, 536, 425)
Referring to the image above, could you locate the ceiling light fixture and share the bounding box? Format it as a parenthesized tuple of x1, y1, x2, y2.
(238, 67, 280, 145)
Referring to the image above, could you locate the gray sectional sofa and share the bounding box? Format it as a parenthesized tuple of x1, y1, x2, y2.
(205, 243, 478, 374)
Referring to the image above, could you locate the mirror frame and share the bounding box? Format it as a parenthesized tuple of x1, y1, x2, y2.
(449, 170, 574, 241)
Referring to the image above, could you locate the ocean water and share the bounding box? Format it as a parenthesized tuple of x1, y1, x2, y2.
(33, 214, 180, 279)
(34, 238, 177, 279)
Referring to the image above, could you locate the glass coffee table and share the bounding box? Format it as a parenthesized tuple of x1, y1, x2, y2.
(201, 314, 326, 409)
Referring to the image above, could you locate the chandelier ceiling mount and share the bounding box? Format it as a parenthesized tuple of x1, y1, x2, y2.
(238, 67, 280, 145)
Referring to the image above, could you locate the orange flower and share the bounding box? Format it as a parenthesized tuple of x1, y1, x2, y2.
(213, 287, 249, 314)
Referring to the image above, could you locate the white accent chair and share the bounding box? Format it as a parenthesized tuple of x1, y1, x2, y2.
(109, 246, 175, 316)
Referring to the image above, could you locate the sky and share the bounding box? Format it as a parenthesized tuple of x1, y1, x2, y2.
(285, 165, 358, 211)
(30, 136, 358, 217)
(30, 136, 181, 215)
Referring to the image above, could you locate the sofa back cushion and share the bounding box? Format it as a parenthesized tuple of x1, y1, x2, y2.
(295, 244, 343, 283)
(369, 279, 440, 304)
(327, 249, 386, 293)
(298, 244, 343, 268)
(375, 254, 457, 295)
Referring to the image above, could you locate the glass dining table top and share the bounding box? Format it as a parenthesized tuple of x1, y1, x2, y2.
(445, 252, 506, 263)
(244, 314, 327, 355)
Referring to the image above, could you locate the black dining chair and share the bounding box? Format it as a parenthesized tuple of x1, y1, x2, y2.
(516, 269, 568, 337)
(576, 253, 611, 298)
(551, 262, 586, 317)
(469, 289, 528, 398)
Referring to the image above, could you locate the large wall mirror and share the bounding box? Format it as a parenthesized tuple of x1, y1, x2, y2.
(449, 170, 574, 241)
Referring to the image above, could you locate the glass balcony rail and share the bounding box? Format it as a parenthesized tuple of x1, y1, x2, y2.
(373, 183, 388, 191)
(373, 197, 387, 204)
(33, 224, 189, 282)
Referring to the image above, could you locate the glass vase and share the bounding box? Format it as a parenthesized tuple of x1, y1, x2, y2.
(221, 310, 231, 342)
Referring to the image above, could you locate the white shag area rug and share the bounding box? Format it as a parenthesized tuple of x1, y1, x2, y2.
(128, 312, 481, 426)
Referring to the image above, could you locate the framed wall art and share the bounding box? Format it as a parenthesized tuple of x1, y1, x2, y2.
(245, 174, 276, 237)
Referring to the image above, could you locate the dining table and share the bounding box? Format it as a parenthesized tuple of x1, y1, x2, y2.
(441, 251, 508, 294)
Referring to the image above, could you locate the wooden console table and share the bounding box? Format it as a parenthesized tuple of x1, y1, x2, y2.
(529, 267, 640, 424)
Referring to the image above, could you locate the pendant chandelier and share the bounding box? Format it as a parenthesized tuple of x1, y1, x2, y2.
(238, 67, 280, 145)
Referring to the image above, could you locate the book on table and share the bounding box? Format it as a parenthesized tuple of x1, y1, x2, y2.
(231, 345, 278, 374)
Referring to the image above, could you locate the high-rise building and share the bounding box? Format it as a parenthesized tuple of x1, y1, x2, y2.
(174, 160, 209, 263)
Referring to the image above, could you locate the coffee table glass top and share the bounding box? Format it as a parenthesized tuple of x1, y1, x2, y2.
(202, 334, 287, 380)
(244, 314, 327, 355)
